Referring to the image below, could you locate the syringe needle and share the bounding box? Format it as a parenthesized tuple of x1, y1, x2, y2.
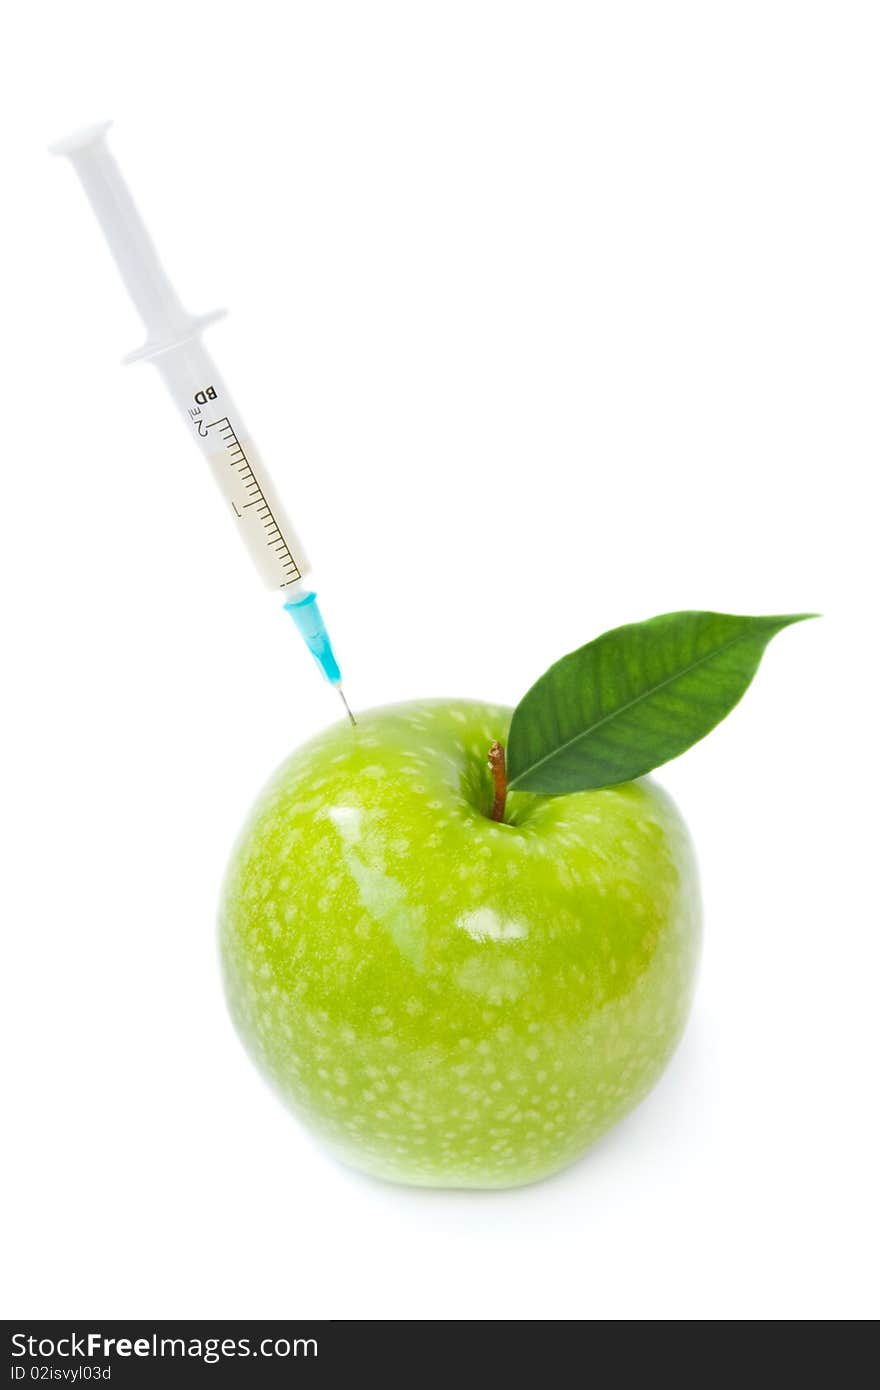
(338, 688, 357, 726)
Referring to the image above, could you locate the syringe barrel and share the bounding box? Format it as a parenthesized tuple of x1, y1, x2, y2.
(152, 339, 310, 592)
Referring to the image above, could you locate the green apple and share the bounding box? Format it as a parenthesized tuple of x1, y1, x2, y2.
(219, 699, 700, 1188)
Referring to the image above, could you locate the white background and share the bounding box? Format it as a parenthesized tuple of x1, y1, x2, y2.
(2, 2, 878, 1321)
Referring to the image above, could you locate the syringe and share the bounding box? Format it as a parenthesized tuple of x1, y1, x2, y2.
(51, 122, 354, 725)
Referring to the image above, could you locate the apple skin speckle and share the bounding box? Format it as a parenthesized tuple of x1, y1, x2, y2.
(219, 699, 701, 1188)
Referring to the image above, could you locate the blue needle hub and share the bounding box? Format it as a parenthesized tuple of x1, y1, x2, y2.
(284, 591, 342, 686)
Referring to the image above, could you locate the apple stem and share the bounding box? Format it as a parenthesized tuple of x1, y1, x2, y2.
(488, 741, 507, 822)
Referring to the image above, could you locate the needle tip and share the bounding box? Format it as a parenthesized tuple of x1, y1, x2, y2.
(338, 688, 357, 726)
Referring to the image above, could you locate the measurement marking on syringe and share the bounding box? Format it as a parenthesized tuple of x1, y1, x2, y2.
(204, 416, 302, 583)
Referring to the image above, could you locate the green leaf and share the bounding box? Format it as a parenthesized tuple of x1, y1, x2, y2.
(506, 611, 815, 794)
